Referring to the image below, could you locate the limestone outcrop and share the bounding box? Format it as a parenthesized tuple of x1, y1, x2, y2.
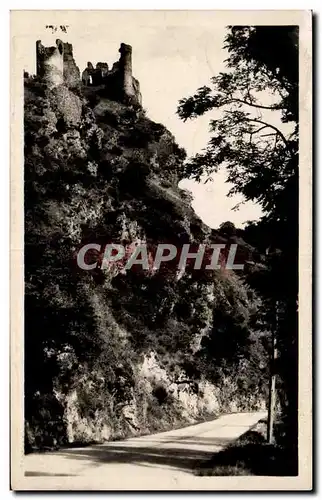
(36, 39, 142, 106)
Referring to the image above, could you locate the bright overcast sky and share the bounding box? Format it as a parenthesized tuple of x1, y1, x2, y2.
(21, 11, 267, 229)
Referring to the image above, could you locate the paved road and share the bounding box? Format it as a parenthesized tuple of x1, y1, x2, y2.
(24, 411, 266, 487)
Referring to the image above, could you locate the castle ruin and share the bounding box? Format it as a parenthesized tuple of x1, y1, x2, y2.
(36, 39, 142, 106)
(36, 39, 65, 87)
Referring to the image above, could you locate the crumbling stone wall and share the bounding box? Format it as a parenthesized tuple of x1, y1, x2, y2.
(82, 62, 109, 87)
(36, 39, 142, 106)
(36, 38, 80, 89)
(63, 42, 80, 88)
(81, 43, 142, 106)
(36, 39, 64, 87)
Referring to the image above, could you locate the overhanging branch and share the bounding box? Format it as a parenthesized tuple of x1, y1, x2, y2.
(245, 118, 292, 153)
(230, 98, 282, 111)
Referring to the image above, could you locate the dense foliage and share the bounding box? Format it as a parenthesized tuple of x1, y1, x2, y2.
(177, 26, 299, 469)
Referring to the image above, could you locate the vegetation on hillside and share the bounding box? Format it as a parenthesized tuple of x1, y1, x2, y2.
(24, 66, 270, 452)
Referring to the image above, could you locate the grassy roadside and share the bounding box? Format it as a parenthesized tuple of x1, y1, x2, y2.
(195, 418, 298, 476)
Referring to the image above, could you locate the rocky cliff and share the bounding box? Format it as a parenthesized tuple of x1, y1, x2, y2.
(24, 54, 268, 451)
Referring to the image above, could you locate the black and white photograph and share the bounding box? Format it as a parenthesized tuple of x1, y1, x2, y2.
(10, 10, 312, 490)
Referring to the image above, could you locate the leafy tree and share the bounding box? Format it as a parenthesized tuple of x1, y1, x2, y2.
(177, 27, 298, 199)
(177, 25, 299, 462)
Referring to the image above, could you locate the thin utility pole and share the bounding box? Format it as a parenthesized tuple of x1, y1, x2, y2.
(267, 300, 278, 444)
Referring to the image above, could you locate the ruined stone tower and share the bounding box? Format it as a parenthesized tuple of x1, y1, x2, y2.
(36, 39, 80, 89)
(81, 43, 142, 106)
(36, 39, 64, 87)
(119, 43, 135, 100)
(36, 39, 141, 106)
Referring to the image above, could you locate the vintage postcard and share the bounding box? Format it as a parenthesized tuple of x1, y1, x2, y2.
(10, 10, 312, 490)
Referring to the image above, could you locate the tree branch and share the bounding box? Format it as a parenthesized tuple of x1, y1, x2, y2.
(224, 110, 291, 152)
(252, 125, 270, 135)
(229, 98, 282, 111)
(245, 118, 292, 152)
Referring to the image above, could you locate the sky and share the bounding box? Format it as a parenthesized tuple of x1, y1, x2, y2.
(22, 12, 268, 229)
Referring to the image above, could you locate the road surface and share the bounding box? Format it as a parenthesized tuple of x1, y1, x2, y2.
(23, 411, 266, 488)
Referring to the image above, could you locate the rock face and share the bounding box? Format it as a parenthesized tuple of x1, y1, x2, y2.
(24, 44, 267, 450)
